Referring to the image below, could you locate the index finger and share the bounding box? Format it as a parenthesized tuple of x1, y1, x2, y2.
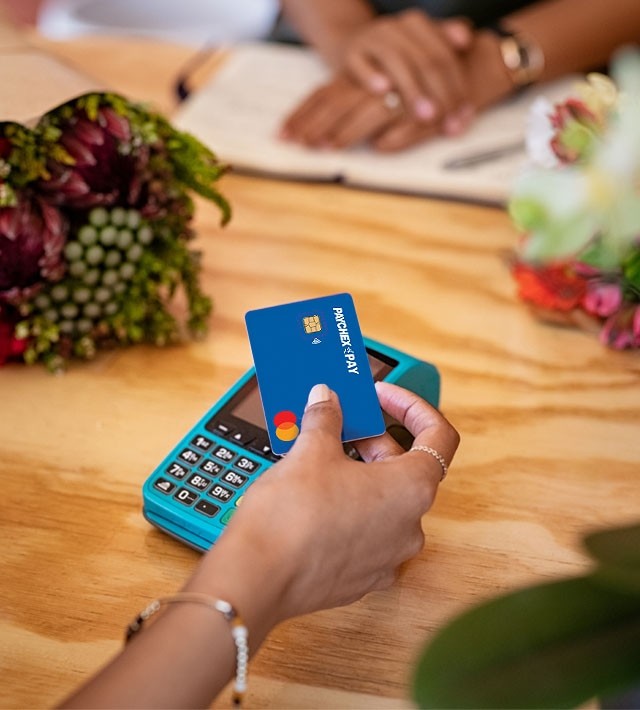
(373, 117, 439, 152)
(355, 382, 459, 467)
(377, 381, 459, 463)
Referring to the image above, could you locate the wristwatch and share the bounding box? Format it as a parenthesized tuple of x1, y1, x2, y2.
(489, 23, 545, 88)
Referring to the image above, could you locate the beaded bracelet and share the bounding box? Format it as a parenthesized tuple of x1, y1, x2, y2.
(125, 592, 249, 707)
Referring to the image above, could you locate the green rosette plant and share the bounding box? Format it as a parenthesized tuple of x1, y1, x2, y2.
(0, 92, 230, 371)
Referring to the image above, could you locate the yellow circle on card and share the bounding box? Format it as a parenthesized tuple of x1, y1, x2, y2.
(275, 423, 299, 441)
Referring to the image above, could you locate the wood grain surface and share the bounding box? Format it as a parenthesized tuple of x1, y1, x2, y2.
(1, 34, 639, 710)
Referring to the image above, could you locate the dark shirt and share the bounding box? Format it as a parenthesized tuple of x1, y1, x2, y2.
(369, 0, 536, 27)
(271, 0, 538, 44)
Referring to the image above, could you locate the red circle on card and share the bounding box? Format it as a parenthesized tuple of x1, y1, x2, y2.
(273, 410, 296, 426)
(276, 420, 296, 431)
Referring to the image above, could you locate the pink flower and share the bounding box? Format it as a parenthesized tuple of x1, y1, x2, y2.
(582, 281, 623, 317)
(572, 261, 602, 279)
(599, 306, 637, 349)
(0, 194, 67, 305)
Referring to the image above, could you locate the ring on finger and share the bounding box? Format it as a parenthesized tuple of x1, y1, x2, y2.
(409, 445, 448, 481)
(382, 90, 403, 112)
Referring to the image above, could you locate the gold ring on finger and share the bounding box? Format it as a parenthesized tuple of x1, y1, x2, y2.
(409, 445, 448, 481)
(382, 90, 402, 112)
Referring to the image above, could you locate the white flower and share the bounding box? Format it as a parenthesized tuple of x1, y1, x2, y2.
(525, 97, 559, 169)
(513, 49, 640, 264)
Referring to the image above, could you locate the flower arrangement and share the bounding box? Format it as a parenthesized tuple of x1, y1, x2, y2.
(0, 92, 230, 371)
(510, 50, 640, 349)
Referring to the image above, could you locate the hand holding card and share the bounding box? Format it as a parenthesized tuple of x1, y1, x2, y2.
(245, 293, 385, 455)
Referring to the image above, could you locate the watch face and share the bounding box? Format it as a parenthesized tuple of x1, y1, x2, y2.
(497, 30, 544, 87)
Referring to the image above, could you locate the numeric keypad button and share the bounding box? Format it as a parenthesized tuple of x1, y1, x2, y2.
(166, 462, 188, 479)
(212, 445, 236, 463)
(220, 469, 248, 489)
(208, 484, 234, 503)
(199, 459, 223, 476)
(233, 456, 260, 474)
(190, 435, 213, 451)
(174, 488, 198, 506)
(195, 500, 220, 518)
(187, 473, 211, 491)
(178, 448, 202, 466)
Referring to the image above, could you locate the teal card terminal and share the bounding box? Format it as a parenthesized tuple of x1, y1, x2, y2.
(142, 337, 440, 551)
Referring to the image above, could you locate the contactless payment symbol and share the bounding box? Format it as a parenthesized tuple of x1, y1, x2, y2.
(273, 410, 299, 442)
(303, 315, 321, 334)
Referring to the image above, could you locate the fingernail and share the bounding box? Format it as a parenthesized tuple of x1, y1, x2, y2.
(307, 383, 330, 407)
(414, 97, 436, 121)
(369, 74, 390, 93)
(448, 23, 471, 48)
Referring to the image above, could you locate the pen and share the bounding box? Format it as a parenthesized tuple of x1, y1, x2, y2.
(443, 140, 525, 170)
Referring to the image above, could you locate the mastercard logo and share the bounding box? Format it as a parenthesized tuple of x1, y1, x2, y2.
(273, 410, 299, 442)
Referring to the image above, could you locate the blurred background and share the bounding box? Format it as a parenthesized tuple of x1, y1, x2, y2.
(1, 0, 280, 45)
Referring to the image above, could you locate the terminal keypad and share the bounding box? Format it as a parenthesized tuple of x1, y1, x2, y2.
(152, 420, 267, 532)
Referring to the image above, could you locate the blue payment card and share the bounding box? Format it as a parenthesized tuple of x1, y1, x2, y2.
(245, 293, 386, 455)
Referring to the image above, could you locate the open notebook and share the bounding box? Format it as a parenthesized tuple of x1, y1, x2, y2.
(174, 42, 577, 205)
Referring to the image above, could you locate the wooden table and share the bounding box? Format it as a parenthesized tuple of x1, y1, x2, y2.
(2, 34, 639, 710)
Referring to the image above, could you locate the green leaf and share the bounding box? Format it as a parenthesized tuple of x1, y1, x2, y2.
(522, 210, 599, 262)
(164, 128, 232, 225)
(585, 524, 640, 594)
(508, 197, 548, 231)
(560, 122, 597, 160)
(412, 576, 640, 709)
(622, 251, 640, 299)
(578, 238, 622, 272)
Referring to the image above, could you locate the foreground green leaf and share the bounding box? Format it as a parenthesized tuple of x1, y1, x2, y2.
(585, 524, 640, 595)
(413, 576, 640, 708)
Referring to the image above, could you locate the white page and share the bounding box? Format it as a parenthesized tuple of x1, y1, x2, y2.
(175, 42, 578, 203)
(175, 43, 341, 179)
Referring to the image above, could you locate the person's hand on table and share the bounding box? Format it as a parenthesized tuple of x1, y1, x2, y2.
(280, 9, 477, 151)
(281, 27, 518, 153)
(280, 74, 453, 152)
(280, 74, 412, 149)
(62, 382, 459, 709)
(338, 9, 476, 133)
(188, 381, 460, 624)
